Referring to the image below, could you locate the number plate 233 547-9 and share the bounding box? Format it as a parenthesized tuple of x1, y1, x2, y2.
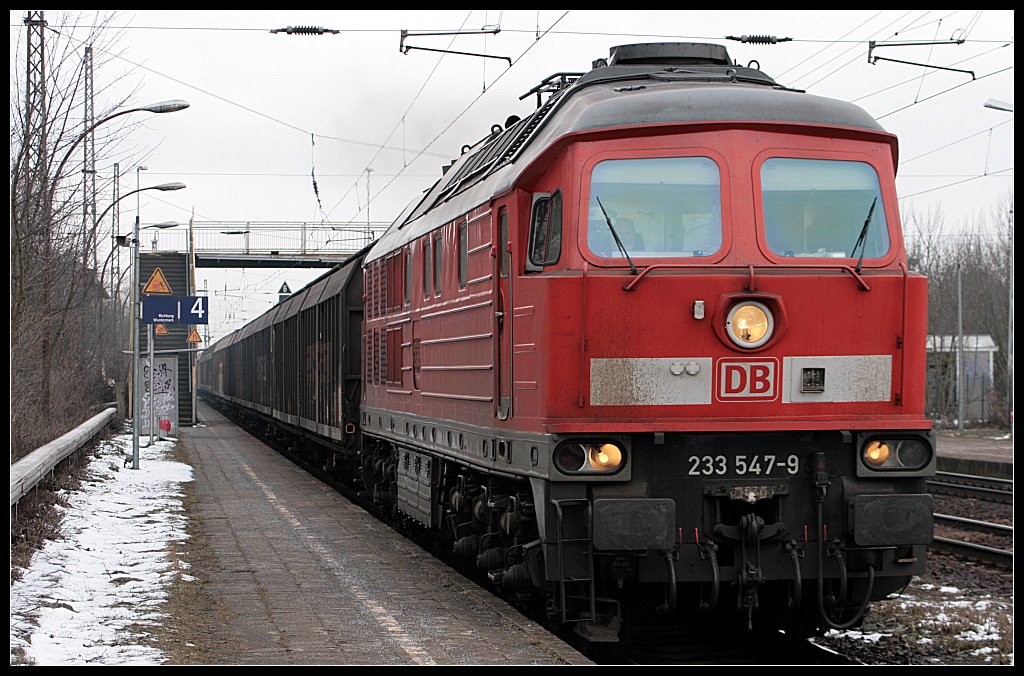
(687, 454, 799, 476)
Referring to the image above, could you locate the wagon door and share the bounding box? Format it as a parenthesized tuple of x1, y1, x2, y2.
(495, 206, 512, 419)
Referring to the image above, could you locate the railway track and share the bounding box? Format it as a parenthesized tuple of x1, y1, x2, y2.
(928, 470, 1014, 569)
(927, 471, 1013, 503)
(930, 536, 1013, 569)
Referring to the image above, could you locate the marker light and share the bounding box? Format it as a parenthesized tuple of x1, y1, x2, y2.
(861, 438, 932, 471)
(726, 302, 773, 348)
(554, 442, 625, 475)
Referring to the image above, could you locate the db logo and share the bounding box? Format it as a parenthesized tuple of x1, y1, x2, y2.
(716, 359, 779, 401)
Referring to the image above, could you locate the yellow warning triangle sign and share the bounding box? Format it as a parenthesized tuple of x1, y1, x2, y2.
(154, 323, 169, 335)
(143, 267, 173, 294)
(186, 328, 202, 343)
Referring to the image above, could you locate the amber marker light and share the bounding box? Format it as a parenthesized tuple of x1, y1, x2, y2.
(726, 302, 773, 348)
(863, 440, 891, 466)
(588, 443, 623, 472)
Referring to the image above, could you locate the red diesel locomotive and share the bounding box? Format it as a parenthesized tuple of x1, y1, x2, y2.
(199, 42, 934, 641)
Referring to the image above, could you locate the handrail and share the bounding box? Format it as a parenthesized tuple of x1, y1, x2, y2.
(10, 407, 117, 508)
(621, 263, 872, 292)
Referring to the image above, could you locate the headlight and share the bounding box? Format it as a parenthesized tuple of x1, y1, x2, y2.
(726, 301, 773, 348)
(863, 440, 890, 466)
(588, 443, 622, 471)
(554, 442, 625, 475)
(861, 438, 932, 471)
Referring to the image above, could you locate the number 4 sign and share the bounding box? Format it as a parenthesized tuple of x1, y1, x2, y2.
(141, 295, 210, 325)
(184, 296, 208, 324)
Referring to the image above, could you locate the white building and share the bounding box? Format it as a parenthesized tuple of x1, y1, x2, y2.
(925, 334, 999, 422)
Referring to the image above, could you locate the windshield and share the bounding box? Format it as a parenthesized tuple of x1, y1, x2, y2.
(586, 156, 722, 259)
(761, 158, 889, 259)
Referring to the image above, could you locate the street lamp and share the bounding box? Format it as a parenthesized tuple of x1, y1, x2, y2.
(983, 98, 1013, 438)
(49, 101, 189, 201)
(984, 99, 1014, 113)
(98, 184, 187, 286)
(98, 183, 188, 237)
(36, 101, 187, 413)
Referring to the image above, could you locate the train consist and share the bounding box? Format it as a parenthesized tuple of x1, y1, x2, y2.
(198, 42, 935, 642)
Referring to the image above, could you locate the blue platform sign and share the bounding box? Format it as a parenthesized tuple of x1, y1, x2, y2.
(142, 296, 209, 325)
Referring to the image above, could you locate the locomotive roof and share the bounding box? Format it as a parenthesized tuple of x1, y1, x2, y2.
(367, 42, 891, 263)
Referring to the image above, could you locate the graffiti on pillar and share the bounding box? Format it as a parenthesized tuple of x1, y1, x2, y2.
(140, 355, 178, 435)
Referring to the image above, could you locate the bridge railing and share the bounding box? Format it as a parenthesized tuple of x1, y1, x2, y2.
(141, 221, 391, 255)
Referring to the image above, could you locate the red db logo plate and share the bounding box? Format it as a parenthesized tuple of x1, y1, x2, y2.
(716, 358, 779, 401)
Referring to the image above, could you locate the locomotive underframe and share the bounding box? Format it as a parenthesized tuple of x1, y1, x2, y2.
(356, 408, 935, 638)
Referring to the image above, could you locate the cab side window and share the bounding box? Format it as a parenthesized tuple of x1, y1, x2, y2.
(527, 190, 562, 270)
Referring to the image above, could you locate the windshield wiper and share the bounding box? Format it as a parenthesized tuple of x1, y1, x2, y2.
(849, 196, 878, 273)
(595, 195, 637, 275)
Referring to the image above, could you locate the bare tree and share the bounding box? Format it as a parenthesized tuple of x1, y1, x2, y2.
(904, 191, 1013, 426)
(10, 11, 143, 460)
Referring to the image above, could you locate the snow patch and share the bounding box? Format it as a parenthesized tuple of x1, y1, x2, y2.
(10, 433, 193, 666)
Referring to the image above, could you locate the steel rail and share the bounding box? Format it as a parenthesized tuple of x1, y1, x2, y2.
(927, 472, 1013, 504)
(930, 537, 1013, 569)
(934, 513, 1014, 537)
(935, 470, 1013, 490)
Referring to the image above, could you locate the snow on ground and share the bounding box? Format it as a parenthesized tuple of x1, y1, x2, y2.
(10, 432, 192, 666)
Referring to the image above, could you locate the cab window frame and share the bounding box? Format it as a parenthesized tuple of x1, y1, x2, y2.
(526, 190, 562, 272)
(751, 148, 896, 267)
(579, 147, 731, 267)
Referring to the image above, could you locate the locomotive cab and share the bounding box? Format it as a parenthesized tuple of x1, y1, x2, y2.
(499, 43, 935, 638)
(346, 41, 936, 643)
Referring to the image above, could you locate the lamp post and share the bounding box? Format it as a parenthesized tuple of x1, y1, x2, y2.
(37, 101, 188, 413)
(48, 101, 188, 215)
(97, 185, 186, 292)
(124, 183, 187, 470)
(983, 98, 1013, 438)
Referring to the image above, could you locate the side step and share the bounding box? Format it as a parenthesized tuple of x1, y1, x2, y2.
(551, 498, 621, 641)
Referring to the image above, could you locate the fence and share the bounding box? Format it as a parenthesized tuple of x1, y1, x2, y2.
(141, 221, 391, 256)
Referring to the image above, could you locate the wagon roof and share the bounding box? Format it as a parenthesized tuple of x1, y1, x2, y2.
(199, 245, 367, 361)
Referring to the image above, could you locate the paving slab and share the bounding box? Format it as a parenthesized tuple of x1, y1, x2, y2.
(178, 401, 591, 665)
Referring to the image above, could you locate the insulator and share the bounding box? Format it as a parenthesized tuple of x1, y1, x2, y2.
(272, 25, 340, 35)
(727, 34, 791, 45)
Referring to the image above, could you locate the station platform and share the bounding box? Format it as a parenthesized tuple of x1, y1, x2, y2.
(935, 428, 1013, 478)
(178, 401, 590, 665)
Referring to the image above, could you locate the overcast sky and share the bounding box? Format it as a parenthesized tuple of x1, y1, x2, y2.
(11, 10, 1015, 341)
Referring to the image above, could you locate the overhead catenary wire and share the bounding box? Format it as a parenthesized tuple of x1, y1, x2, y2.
(876, 66, 1013, 119)
(327, 11, 571, 225)
(898, 167, 1012, 200)
(789, 10, 917, 89)
(22, 22, 1013, 44)
(320, 11, 475, 225)
(40, 23, 451, 159)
